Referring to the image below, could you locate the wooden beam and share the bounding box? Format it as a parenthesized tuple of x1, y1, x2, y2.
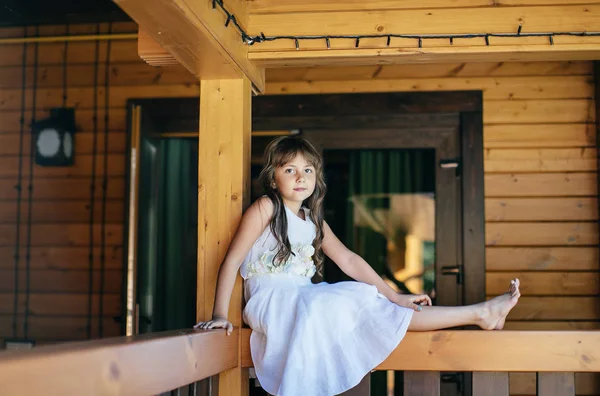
(198, 78, 251, 396)
(113, 0, 265, 93)
(0, 329, 238, 395)
(241, 329, 600, 372)
(246, 5, 600, 66)
(248, 45, 600, 68)
(137, 27, 178, 66)
(248, 0, 600, 14)
(249, 6, 600, 38)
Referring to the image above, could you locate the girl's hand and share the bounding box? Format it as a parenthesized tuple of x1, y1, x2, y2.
(393, 293, 432, 312)
(193, 316, 233, 336)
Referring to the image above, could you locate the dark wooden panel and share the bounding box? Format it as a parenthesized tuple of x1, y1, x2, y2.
(472, 372, 509, 396)
(252, 113, 460, 131)
(511, 372, 599, 396)
(0, 269, 123, 293)
(537, 372, 575, 396)
(461, 111, 486, 307)
(404, 371, 440, 396)
(0, 132, 127, 155)
(0, 63, 196, 89)
(0, 154, 125, 178)
(0, 246, 124, 270)
(306, 128, 453, 149)
(0, 109, 127, 133)
(0, 223, 124, 246)
(0, 293, 121, 316)
(253, 92, 482, 117)
(0, 315, 121, 340)
(0, 200, 124, 224)
(0, 177, 126, 200)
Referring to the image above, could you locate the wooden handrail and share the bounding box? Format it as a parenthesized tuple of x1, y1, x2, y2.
(0, 329, 238, 395)
(241, 329, 600, 372)
(2, 328, 598, 395)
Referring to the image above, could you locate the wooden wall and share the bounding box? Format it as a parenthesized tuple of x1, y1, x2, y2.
(265, 62, 600, 395)
(0, 22, 198, 344)
(265, 62, 599, 330)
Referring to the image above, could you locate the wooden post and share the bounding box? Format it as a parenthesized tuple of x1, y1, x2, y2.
(197, 78, 252, 396)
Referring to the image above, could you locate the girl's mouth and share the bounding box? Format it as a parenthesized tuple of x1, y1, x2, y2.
(294, 188, 307, 191)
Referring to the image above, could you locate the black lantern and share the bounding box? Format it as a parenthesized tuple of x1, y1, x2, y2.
(32, 107, 76, 167)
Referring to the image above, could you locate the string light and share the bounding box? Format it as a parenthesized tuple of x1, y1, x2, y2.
(211, 0, 600, 50)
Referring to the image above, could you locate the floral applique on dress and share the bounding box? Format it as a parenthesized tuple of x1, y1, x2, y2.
(246, 244, 316, 279)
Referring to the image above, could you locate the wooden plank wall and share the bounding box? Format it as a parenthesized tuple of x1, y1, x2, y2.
(265, 62, 600, 395)
(0, 22, 199, 344)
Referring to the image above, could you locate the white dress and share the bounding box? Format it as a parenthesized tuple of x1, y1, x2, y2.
(241, 205, 414, 396)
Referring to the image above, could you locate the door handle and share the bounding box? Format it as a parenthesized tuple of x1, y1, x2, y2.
(441, 265, 463, 284)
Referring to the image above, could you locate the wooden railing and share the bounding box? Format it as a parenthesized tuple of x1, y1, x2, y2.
(0, 329, 237, 395)
(0, 329, 598, 395)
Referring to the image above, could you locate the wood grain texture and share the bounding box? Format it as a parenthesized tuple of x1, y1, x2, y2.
(197, 78, 252, 396)
(0, 315, 121, 340)
(537, 372, 576, 396)
(0, 224, 123, 246)
(249, 0, 600, 14)
(249, 6, 600, 37)
(241, 329, 600, 371)
(266, 76, 594, 100)
(485, 198, 598, 221)
(486, 272, 600, 296)
(486, 247, 599, 271)
(472, 372, 509, 396)
(0, 293, 121, 316)
(0, 329, 238, 396)
(484, 173, 597, 197)
(486, 222, 598, 246)
(0, 200, 124, 224)
(0, 269, 123, 293)
(0, 246, 124, 270)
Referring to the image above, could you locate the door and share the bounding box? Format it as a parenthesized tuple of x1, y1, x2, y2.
(304, 124, 464, 396)
(125, 103, 198, 336)
(252, 91, 485, 396)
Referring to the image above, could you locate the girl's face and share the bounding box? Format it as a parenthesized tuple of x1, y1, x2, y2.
(273, 153, 316, 207)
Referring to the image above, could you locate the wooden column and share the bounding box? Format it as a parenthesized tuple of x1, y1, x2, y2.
(198, 78, 252, 396)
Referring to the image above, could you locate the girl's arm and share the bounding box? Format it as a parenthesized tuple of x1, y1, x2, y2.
(196, 197, 274, 332)
(321, 221, 430, 311)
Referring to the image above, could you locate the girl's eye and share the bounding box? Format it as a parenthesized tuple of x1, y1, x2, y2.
(305, 169, 313, 174)
(285, 168, 294, 174)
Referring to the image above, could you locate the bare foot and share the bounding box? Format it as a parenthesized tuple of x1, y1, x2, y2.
(479, 278, 521, 330)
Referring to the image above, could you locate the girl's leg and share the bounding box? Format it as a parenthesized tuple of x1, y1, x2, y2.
(408, 278, 520, 331)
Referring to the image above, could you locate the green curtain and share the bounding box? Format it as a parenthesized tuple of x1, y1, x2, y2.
(156, 139, 198, 331)
(346, 149, 434, 396)
(137, 138, 197, 333)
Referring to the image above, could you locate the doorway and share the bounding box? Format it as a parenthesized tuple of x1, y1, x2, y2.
(125, 91, 485, 396)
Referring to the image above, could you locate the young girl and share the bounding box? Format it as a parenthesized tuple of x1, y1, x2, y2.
(194, 136, 520, 396)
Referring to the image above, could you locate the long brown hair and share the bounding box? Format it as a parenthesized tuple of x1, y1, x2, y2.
(257, 135, 327, 273)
